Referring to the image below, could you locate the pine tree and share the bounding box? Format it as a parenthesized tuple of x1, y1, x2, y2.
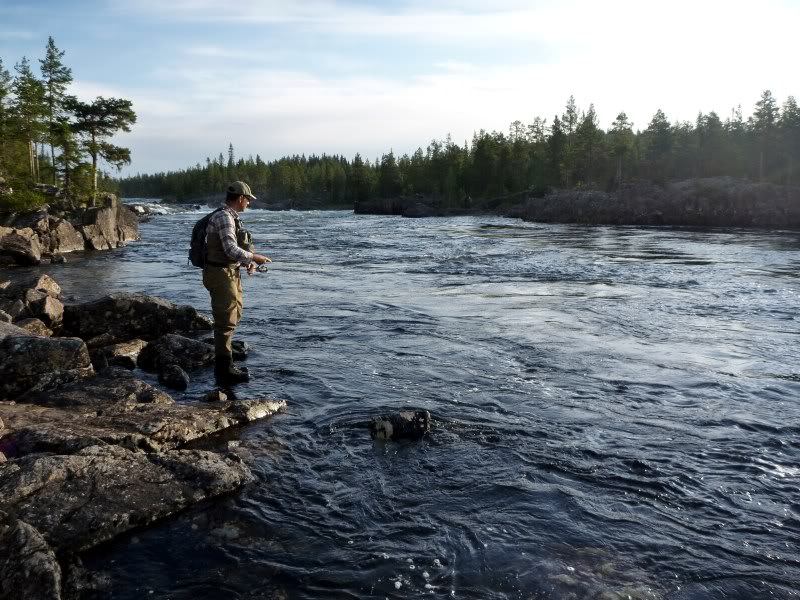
(71, 96, 137, 204)
(779, 96, 800, 186)
(0, 59, 13, 176)
(751, 90, 780, 182)
(39, 36, 73, 185)
(11, 57, 48, 182)
(609, 112, 634, 188)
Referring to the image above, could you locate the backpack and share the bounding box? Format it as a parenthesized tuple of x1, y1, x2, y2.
(188, 208, 223, 267)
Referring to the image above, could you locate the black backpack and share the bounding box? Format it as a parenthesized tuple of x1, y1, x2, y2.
(188, 208, 222, 267)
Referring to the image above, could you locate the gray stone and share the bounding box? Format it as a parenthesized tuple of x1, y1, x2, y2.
(0, 326, 93, 400)
(102, 338, 147, 360)
(0, 445, 253, 553)
(0, 310, 10, 324)
(0, 395, 285, 456)
(201, 390, 228, 403)
(158, 364, 190, 391)
(5, 299, 28, 320)
(369, 410, 432, 441)
(138, 334, 215, 372)
(1, 273, 61, 299)
(0, 230, 41, 265)
(27, 295, 64, 328)
(0, 519, 62, 600)
(14, 318, 53, 337)
(79, 204, 139, 250)
(49, 253, 66, 264)
(18, 374, 173, 409)
(46, 217, 85, 254)
(63, 293, 212, 341)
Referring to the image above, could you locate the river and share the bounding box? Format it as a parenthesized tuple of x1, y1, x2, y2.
(41, 209, 800, 599)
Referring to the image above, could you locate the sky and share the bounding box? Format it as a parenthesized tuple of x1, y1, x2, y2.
(1, 0, 798, 176)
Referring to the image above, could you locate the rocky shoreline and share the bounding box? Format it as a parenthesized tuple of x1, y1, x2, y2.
(0, 272, 286, 599)
(355, 177, 800, 229)
(0, 194, 140, 267)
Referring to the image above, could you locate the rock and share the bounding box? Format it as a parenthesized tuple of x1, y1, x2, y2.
(158, 364, 190, 391)
(1, 299, 28, 320)
(98, 338, 147, 369)
(79, 204, 139, 250)
(0, 230, 41, 265)
(0, 445, 253, 554)
(0, 324, 93, 400)
(369, 410, 432, 441)
(0, 519, 62, 600)
(0, 310, 10, 324)
(26, 295, 64, 328)
(0, 453, 5, 464)
(19, 373, 173, 408)
(137, 334, 215, 373)
(14, 318, 53, 337)
(201, 390, 228, 403)
(1, 273, 61, 299)
(89, 348, 109, 372)
(62, 293, 212, 341)
(46, 217, 85, 254)
(0, 394, 285, 456)
(49, 253, 66, 264)
(203, 336, 249, 360)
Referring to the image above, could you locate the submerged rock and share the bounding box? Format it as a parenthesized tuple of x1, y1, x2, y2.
(369, 410, 432, 441)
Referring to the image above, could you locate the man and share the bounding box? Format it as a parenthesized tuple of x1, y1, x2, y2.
(204, 181, 271, 384)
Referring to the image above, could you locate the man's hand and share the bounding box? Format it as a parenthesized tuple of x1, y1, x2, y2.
(252, 254, 271, 265)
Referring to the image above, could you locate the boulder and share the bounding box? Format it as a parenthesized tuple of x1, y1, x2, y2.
(1, 273, 61, 299)
(19, 373, 173, 408)
(13, 318, 53, 337)
(0, 230, 41, 266)
(158, 364, 190, 391)
(0, 323, 93, 400)
(201, 390, 228, 403)
(26, 295, 64, 328)
(137, 334, 215, 372)
(0, 445, 253, 553)
(1, 299, 28, 320)
(100, 338, 147, 369)
(369, 410, 432, 441)
(46, 217, 85, 254)
(62, 293, 212, 341)
(78, 204, 139, 250)
(0, 519, 62, 600)
(0, 310, 10, 324)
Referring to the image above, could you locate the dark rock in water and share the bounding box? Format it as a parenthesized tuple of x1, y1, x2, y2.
(0, 322, 93, 400)
(369, 410, 432, 441)
(0, 229, 42, 266)
(0, 519, 62, 600)
(0, 444, 253, 554)
(49, 253, 66, 264)
(203, 336, 249, 360)
(62, 293, 212, 341)
(159, 364, 190, 391)
(138, 334, 215, 373)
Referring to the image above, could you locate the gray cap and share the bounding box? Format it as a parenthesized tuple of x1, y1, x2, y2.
(227, 181, 256, 200)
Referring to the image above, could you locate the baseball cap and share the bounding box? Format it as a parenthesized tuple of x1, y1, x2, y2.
(227, 181, 257, 200)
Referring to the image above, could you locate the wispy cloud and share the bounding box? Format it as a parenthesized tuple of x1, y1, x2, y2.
(0, 30, 35, 41)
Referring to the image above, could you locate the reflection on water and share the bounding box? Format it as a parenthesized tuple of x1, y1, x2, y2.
(16, 211, 800, 599)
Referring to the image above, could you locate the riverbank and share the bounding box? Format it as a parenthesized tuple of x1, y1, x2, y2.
(0, 272, 286, 599)
(355, 177, 800, 229)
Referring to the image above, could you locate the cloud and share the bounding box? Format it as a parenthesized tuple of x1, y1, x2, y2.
(0, 30, 35, 41)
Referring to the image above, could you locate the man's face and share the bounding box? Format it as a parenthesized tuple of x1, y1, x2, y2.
(235, 195, 251, 212)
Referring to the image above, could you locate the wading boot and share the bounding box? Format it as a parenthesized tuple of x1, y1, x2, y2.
(214, 356, 250, 385)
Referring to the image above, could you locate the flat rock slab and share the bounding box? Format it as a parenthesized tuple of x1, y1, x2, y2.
(0, 444, 252, 554)
(62, 293, 212, 341)
(0, 519, 62, 600)
(0, 395, 287, 455)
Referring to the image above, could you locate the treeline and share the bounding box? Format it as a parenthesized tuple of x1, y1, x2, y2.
(0, 37, 136, 209)
(120, 91, 800, 207)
